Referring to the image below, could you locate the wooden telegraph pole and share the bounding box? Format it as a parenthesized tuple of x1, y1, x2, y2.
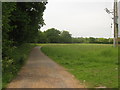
(118, 1, 120, 45)
(113, 0, 118, 47)
(105, 0, 119, 47)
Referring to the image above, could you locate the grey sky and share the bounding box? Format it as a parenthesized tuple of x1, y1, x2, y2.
(41, 0, 117, 38)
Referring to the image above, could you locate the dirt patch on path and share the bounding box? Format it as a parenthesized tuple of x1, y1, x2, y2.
(7, 46, 85, 88)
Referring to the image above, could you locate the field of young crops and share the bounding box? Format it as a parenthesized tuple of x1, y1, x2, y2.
(41, 44, 118, 88)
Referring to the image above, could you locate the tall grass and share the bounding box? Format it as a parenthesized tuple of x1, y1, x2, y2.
(41, 44, 118, 88)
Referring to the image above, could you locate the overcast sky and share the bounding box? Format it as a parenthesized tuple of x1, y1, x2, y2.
(41, 0, 118, 38)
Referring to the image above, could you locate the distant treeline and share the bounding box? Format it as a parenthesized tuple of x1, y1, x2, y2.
(33, 28, 113, 44)
(72, 37, 113, 44)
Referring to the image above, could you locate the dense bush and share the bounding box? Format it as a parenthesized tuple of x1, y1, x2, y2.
(2, 44, 35, 88)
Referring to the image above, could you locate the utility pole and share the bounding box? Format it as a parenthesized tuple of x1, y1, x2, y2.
(118, 1, 120, 46)
(113, 0, 118, 47)
(105, 0, 119, 47)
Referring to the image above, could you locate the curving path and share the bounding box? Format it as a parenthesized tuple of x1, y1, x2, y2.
(7, 46, 85, 88)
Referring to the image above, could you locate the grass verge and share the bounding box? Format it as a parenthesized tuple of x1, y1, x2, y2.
(41, 44, 118, 88)
(2, 44, 35, 88)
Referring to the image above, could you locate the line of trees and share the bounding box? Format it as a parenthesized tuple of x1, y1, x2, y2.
(72, 37, 113, 44)
(2, 2, 47, 80)
(3, 2, 47, 58)
(33, 28, 113, 44)
(34, 28, 72, 43)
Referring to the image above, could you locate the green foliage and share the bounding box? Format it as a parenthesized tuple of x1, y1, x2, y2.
(89, 37, 96, 43)
(72, 37, 113, 44)
(2, 2, 47, 88)
(2, 44, 35, 88)
(72, 37, 86, 43)
(2, 2, 46, 57)
(36, 31, 47, 43)
(36, 28, 72, 43)
(2, 2, 16, 58)
(35, 28, 113, 44)
(60, 31, 72, 43)
(44, 28, 61, 43)
(9, 2, 46, 44)
(41, 44, 118, 88)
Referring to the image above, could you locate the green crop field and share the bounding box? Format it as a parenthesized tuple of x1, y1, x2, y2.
(41, 44, 118, 88)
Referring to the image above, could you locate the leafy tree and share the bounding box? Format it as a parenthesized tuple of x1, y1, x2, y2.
(60, 31, 72, 43)
(2, 2, 47, 85)
(36, 31, 47, 43)
(108, 38, 113, 44)
(72, 37, 85, 43)
(2, 2, 16, 58)
(89, 37, 96, 43)
(97, 38, 110, 44)
(8, 2, 46, 45)
(44, 28, 61, 43)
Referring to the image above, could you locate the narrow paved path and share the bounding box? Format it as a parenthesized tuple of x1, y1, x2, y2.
(7, 46, 85, 88)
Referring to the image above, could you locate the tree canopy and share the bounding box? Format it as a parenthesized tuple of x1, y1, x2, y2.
(2, 2, 47, 80)
(2, 2, 46, 57)
(44, 28, 61, 43)
(60, 31, 72, 43)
